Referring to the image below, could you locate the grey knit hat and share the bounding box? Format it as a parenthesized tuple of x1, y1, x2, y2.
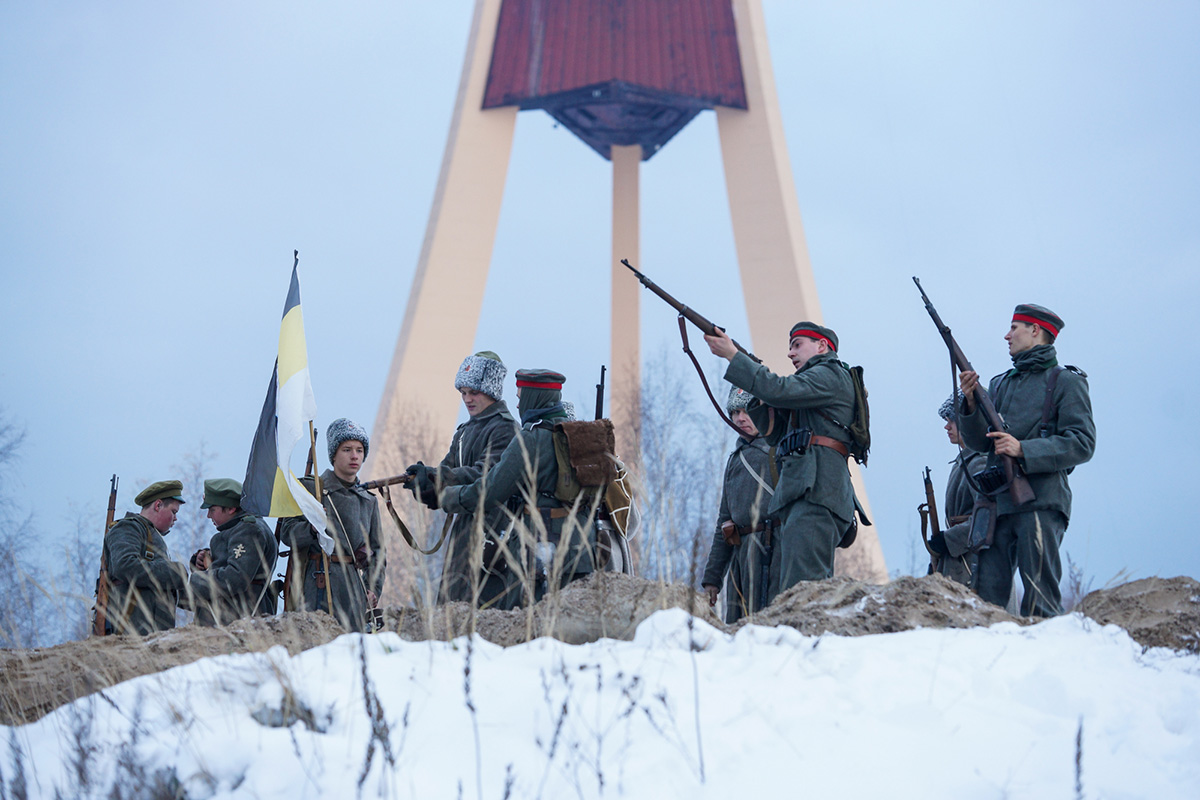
(727, 386, 754, 414)
(327, 418, 369, 462)
(937, 393, 961, 421)
(454, 350, 506, 400)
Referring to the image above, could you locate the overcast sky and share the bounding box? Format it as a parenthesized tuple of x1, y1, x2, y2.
(2, 1, 1197, 586)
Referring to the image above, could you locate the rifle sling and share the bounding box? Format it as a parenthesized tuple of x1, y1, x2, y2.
(378, 483, 450, 555)
(678, 315, 745, 438)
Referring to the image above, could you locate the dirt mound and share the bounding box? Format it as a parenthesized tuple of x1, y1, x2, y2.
(1077, 576, 1200, 653)
(386, 571, 717, 647)
(742, 573, 1024, 636)
(0, 612, 345, 726)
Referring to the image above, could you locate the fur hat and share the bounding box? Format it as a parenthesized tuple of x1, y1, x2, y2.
(938, 393, 961, 421)
(327, 418, 369, 463)
(727, 386, 754, 414)
(455, 350, 506, 400)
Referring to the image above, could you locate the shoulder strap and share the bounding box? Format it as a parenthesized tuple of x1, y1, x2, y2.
(737, 448, 775, 497)
(1039, 366, 1064, 438)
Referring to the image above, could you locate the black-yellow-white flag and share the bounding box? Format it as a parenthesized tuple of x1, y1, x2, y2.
(242, 255, 332, 552)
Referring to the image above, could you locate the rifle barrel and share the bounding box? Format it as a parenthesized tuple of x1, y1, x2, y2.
(361, 474, 413, 491)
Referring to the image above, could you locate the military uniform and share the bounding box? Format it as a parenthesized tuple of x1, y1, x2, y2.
(932, 449, 988, 587)
(724, 323, 857, 600)
(279, 419, 385, 632)
(957, 305, 1096, 617)
(102, 481, 189, 635)
(701, 433, 776, 623)
(188, 479, 278, 625)
(439, 369, 595, 608)
(431, 400, 518, 603)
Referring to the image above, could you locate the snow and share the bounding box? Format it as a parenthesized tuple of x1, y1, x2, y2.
(5, 610, 1198, 798)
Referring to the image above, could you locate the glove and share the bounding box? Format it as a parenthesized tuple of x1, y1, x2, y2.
(353, 543, 370, 570)
(410, 463, 441, 510)
(404, 463, 424, 500)
(928, 532, 949, 556)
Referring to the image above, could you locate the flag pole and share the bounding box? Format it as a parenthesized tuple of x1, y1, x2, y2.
(309, 421, 335, 615)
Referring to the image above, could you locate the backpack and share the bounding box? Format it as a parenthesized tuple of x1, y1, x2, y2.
(549, 419, 634, 536)
(819, 361, 871, 465)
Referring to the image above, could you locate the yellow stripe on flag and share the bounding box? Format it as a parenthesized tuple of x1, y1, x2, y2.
(277, 305, 308, 387)
(268, 467, 302, 519)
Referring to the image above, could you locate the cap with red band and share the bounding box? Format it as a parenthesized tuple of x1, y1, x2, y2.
(515, 369, 566, 390)
(788, 321, 839, 352)
(1012, 304, 1064, 339)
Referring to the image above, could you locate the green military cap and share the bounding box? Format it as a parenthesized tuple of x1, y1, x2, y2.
(789, 321, 839, 352)
(201, 478, 243, 509)
(515, 369, 566, 389)
(1012, 303, 1064, 339)
(135, 480, 186, 507)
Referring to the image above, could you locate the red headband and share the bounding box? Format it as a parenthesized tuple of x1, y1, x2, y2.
(516, 380, 563, 390)
(1012, 313, 1059, 338)
(789, 329, 836, 352)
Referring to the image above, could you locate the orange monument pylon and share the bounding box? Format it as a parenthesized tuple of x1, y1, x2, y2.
(372, 0, 887, 582)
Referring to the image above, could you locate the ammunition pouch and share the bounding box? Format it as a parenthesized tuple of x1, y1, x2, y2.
(966, 497, 997, 552)
(973, 465, 1009, 496)
(777, 427, 813, 458)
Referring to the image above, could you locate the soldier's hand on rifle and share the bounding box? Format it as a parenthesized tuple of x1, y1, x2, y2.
(367, 590, 378, 608)
(987, 430, 1024, 458)
(704, 328, 737, 361)
(958, 370, 979, 412)
(703, 584, 719, 607)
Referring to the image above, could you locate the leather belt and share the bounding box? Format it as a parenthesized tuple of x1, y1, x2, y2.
(947, 514, 970, 526)
(524, 505, 571, 520)
(811, 434, 849, 458)
(308, 551, 356, 564)
(734, 520, 775, 536)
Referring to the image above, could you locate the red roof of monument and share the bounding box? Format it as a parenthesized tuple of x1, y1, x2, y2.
(483, 0, 746, 109)
(482, 0, 747, 159)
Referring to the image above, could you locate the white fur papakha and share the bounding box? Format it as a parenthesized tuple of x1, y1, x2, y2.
(454, 352, 506, 400)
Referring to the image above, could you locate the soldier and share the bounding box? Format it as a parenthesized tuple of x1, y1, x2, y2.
(958, 303, 1095, 617)
(927, 394, 988, 588)
(187, 478, 278, 626)
(407, 350, 517, 605)
(438, 369, 596, 607)
(701, 387, 777, 623)
(705, 322, 859, 600)
(279, 418, 385, 632)
(102, 480, 189, 635)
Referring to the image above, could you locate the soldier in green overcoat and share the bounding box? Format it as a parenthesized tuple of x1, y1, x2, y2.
(102, 480, 190, 635)
(279, 418, 386, 632)
(407, 350, 517, 605)
(706, 322, 859, 600)
(187, 478, 278, 626)
(958, 303, 1095, 617)
(438, 369, 596, 608)
(701, 386, 777, 623)
(927, 394, 988, 588)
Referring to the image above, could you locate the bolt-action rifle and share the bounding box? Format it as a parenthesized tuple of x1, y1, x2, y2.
(595, 365, 606, 421)
(622, 258, 760, 435)
(917, 467, 941, 574)
(92, 474, 118, 637)
(913, 277, 1036, 506)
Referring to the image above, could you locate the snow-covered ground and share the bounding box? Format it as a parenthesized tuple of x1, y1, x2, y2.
(5, 610, 1198, 799)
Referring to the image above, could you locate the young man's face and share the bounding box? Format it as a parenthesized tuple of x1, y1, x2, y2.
(332, 440, 365, 482)
(460, 388, 496, 417)
(944, 417, 960, 446)
(207, 505, 239, 527)
(1005, 321, 1042, 356)
(732, 409, 758, 438)
(788, 335, 828, 370)
(146, 499, 181, 533)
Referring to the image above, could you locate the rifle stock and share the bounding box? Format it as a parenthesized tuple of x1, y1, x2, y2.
(913, 277, 1035, 506)
(918, 467, 940, 572)
(93, 474, 118, 637)
(621, 258, 762, 364)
